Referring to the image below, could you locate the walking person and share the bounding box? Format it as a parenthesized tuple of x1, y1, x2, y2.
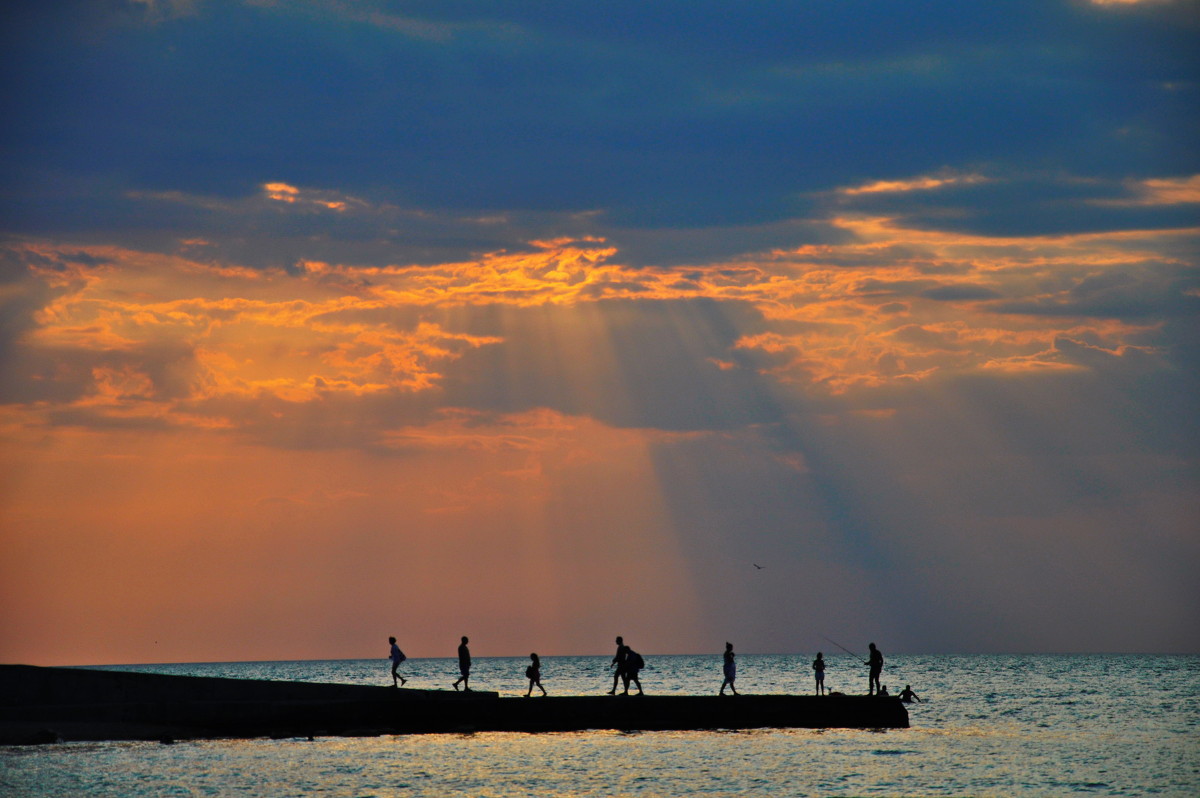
(867, 642, 884, 696)
(388, 636, 407, 687)
(452, 636, 472, 692)
(719, 642, 739, 695)
(608, 636, 628, 695)
(525, 653, 547, 697)
(622, 647, 645, 695)
(813, 651, 826, 695)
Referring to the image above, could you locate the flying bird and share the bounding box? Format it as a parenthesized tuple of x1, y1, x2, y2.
(753, 563, 764, 570)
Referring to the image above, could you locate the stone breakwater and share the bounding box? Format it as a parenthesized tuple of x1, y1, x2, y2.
(0, 664, 908, 744)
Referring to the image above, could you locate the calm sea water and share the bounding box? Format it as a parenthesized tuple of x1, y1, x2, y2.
(2, 654, 1197, 796)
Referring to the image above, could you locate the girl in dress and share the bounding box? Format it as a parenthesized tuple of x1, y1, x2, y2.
(525, 653, 547, 697)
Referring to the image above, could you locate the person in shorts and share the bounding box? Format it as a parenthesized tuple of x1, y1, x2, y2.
(388, 636, 407, 687)
(452, 636, 472, 691)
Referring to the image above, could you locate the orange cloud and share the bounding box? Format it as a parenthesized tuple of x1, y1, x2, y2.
(5, 211, 1190, 436)
(1094, 175, 1200, 207)
(838, 172, 989, 196)
(261, 181, 364, 212)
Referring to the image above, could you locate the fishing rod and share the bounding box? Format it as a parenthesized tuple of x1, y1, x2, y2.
(821, 635, 867, 664)
(821, 636, 918, 698)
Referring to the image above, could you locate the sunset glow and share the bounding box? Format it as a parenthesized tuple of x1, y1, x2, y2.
(2, 0, 1196, 665)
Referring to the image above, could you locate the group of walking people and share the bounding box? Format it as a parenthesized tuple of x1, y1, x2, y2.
(389, 636, 919, 701)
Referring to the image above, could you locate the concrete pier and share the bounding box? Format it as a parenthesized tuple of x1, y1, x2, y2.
(0, 664, 908, 744)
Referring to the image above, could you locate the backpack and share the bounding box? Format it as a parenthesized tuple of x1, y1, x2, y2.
(628, 650, 645, 670)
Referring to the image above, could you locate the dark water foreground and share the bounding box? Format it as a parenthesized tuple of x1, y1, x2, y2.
(0, 663, 906, 744)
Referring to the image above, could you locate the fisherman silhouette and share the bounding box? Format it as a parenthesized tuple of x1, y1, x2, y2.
(622, 646, 645, 695)
(813, 652, 826, 695)
(452, 636, 472, 692)
(525, 653, 546, 697)
(898, 684, 921, 703)
(388, 636, 407, 687)
(608, 636, 629, 695)
(720, 642, 739, 695)
(867, 643, 884, 696)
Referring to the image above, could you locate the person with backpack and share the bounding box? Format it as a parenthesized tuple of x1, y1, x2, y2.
(388, 636, 407, 687)
(622, 646, 645, 695)
(524, 652, 547, 697)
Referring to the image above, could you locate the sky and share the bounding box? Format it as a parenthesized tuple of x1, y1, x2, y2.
(1, 0, 1197, 666)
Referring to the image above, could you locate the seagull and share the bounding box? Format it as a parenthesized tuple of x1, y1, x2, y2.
(753, 563, 764, 570)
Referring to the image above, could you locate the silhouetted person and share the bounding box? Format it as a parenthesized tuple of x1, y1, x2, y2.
(525, 653, 546, 697)
(720, 642, 739, 695)
(813, 652, 826, 695)
(388, 636, 407, 687)
(898, 684, 921, 703)
(608, 636, 629, 695)
(867, 642, 884, 696)
(452, 636, 471, 691)
(622, 647, 645, 695)
(878, 684, 890, 697)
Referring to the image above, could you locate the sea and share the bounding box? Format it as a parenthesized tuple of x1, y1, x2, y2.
(2, 654, 1197, 797)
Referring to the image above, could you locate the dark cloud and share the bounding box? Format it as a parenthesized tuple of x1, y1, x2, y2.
(993, 262, 1200, 319)
(921, 285, 1002, 301)
(442, 298, 782, 431)
(3, 0, 1197, 246)
(829, 171, 1200, 240)
(0, 245, 110, 378)
(0, 340, 198, 406)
